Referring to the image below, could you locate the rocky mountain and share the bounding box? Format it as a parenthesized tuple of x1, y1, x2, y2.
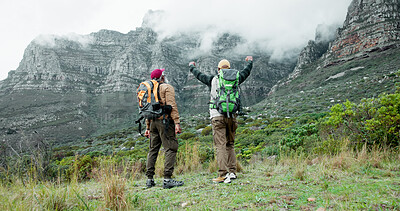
(285, 24, 338, 81)
(2, 0, 399, 147)
(262, 0, 400, 117)
(324, 0, 400, 64)
(0, 14, 296, 146)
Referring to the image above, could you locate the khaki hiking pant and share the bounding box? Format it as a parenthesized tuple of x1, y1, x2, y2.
(211, 116, 238, 177)
(146, 119, 178, 179)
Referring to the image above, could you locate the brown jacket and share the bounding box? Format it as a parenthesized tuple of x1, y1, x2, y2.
(146, 83, 180, 129)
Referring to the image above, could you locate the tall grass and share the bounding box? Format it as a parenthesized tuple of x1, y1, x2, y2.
(176, 141, 202, 174)
(94, 160, 130, 210)
(277, 138, 399, 183)
(154, 151, 165, 178)
(0, 136, 398, 210)
(0, 180, 90, 210)
(154, 141, 203, 178)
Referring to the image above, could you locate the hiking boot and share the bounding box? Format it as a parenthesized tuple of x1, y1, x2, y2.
(163, 179, 184, 189)
(228, 172, 237, 180)
(212, 176, 231, 183)
(146, 179, 155, 188)
(224, 175, 231, 184)
(212, 176, 225, 183)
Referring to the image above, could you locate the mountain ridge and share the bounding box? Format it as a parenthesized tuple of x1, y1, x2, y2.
(1, 0, 400, 147)
(0, 24, 296, 146)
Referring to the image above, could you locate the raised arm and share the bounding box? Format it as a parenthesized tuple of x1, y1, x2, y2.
(238, 56, 253, 85)
(189, 62, 214, 87)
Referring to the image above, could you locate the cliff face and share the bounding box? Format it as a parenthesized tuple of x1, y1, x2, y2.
(288, 24, 338, 80)
(325, 0, 400, 64)
(263, 0, 400, 117)
(271, 0, 400, 94)
(0, 23, 295, 145)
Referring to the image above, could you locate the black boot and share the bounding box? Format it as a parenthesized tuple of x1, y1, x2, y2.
(146, 179, 155, 188)
(163, 179, 184, 189)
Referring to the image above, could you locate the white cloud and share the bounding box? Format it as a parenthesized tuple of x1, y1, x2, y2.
(0, 0, 352, 80)
(150, 0, 352, 60)
(33, 33, 94, 48)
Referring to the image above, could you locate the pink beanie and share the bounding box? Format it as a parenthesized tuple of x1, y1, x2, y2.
(151, 68, 165, 79)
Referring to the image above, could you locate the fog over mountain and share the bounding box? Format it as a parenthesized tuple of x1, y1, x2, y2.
(145, 0, 352, 60)
(0, 0, 351, 80)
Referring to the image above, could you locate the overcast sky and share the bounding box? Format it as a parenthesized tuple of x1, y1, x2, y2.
(0, 0, 352, 81)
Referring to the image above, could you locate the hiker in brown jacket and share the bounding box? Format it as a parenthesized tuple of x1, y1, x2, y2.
(144, 68, 183, 189)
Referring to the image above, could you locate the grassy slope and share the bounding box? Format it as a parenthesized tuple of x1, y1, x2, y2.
(1, 150, 399, 210)
(130, 154, 400, 210)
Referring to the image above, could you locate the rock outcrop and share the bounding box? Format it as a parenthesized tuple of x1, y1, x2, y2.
(289, 24, 338, 80)
(324, 0, 400, 65)
(270, 0, 400, 96)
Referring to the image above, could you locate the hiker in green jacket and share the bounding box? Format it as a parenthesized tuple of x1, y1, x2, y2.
(188, 56, 253, 183)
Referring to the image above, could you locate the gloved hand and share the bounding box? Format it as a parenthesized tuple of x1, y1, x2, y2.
(245, 56, 253, 61)
(189, 61, 196, 67)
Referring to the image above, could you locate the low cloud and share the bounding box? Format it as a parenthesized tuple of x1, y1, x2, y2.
(33, 33, 94, 48)
(145, 0, 352, 60)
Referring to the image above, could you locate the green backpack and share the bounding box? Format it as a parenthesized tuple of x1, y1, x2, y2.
(212, 69, 241, 118)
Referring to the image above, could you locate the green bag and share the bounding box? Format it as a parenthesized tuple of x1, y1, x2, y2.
(212, 69, 240, 118)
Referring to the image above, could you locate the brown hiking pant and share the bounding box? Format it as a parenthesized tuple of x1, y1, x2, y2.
(146, 119, 178, 179)
(211, 116, 238, 177)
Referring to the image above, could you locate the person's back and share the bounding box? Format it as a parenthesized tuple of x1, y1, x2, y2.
(188, 56, 253, 183)
(144, 68, 183, 189)
(190, 57, 253, 118)
(157, 83, 180, 124)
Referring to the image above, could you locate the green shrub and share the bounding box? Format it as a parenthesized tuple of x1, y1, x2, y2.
(237, 128, 254, 135)
(237, 118, 245, 125)
(58, 155, 97, 181)
(123, 139, 136, 148)
(198, 144, 214, 163)
(244, 117, 254, 123)
(236, 144, 264, 163)
(261, 145, 280, 156)
(87, 151, 104, 157)
(195, 124, 207, 130)
(324, 93, 400, 147)
(279, 123, 319, 152)
(236, 134, 268, 146)
(179, 132, 197, 140)
(198, 135, 213, 143)
(116, 150, 136, 157)
(280, 134, 304, 152)
(313, 138, 346, 155)
(201, 126, 212, 136)
(268, 118, 295, 129)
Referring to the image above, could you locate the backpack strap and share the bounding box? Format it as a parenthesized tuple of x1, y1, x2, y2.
(141, 82, 152, 104)
(151, 80, 160, 103)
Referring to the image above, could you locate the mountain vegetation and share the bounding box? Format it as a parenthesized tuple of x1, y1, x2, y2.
(0, 0, 400, 210)
(0, 86, 399, 209)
